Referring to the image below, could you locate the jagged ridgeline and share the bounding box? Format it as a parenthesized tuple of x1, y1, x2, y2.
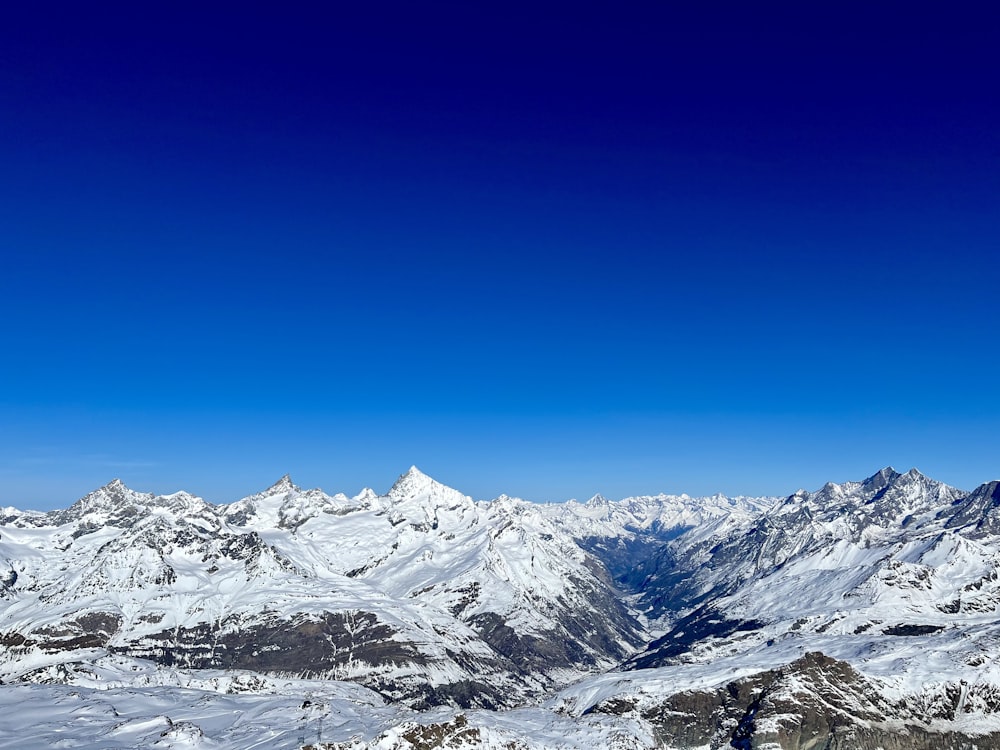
(0, 467, 643, 709)
(3, 466, 1000, 748)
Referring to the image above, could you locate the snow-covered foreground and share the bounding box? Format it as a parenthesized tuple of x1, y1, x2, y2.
(0, 659, 652, 750)
(0, 681, 381, 750)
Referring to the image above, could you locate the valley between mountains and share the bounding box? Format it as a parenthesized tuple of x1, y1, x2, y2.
(2, 466, 1000, 749)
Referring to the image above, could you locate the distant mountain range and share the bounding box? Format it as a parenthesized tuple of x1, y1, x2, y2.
(2, 466, 1000, 749)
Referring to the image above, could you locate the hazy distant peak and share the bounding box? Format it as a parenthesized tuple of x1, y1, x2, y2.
(354, 487, 378, 505)
(82, 477, 147, 503)
(56, 477, 155, 524)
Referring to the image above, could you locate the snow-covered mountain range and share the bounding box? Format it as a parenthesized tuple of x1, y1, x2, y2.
(2, 466, 1000, 749)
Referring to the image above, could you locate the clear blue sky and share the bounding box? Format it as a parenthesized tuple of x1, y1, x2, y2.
(2, 4, 998, 508)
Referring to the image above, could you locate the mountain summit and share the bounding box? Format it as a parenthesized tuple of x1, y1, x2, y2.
(56, 478, 154, 525)
(261, 473, 298, 495)
(384, 466, 471, 513)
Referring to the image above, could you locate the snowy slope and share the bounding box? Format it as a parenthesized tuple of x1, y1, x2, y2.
(0, 468, 642, 709)
(555, 468, 1000, 748)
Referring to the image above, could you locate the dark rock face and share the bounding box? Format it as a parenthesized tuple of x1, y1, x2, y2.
(463, 562, 644, 677)
(469, 611, 590, 677)
(107, 610, 520, 708)
(405, 681, 507, 712)
(883, 624, 945, 636)
(563, 566, 647, 658)
(120, 611, 423, 674)
(2, 611, 123, 654)
(592, 652, 1000, 750)
(115, 611, 427, 700)
(314, 714, 483, 750)
(627, 606, 766, 670)
(945, 481, 1000, 538)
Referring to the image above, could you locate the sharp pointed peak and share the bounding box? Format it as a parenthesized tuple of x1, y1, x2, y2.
(261, 474, 299, 495)
(270, 474, 297, 490)
(386, 465, 469, 506)
(59, 477, 153, 520)
(388, 465, 437, 494)
(863, 466, 901, 488)
(586, 493, 610, 507)
(83, 478, 140, 497)
(87, 477, 144, 499)
(354, 487, 379, 504)
(404, 465, 430, 480)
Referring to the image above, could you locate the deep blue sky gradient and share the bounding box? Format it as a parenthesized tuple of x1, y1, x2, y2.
(2, 4, 998, 507)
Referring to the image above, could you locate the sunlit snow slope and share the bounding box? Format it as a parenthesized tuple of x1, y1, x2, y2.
(0, 467, 641, 709)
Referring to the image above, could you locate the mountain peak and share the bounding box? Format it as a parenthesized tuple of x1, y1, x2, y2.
(387, 466, 435, 495)
(943, 480, 1000, 537)
(385, 466, 471, 510)
(354, 487, 378, 504)
(58, 478, 154, 522)
(88, 478, 142, 502)
(586, 493, 609, 507)
(863, 466, 901, 491)
(904, 467, 927, 480)
(970, 480, 1000, 498)
(265, 474, 297, 494)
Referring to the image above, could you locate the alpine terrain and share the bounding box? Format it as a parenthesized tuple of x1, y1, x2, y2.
(2, 466, 1000, 749)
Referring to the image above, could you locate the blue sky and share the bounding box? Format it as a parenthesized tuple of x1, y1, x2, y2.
(2, 5, 998, 508)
